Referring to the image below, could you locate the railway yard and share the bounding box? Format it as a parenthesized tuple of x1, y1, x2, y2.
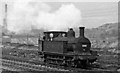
(1, 43, 119, 73)
(0, 0, 119, 72)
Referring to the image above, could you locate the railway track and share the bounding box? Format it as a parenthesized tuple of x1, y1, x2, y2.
(1, 58, 108, 72)
(1, 59, 69, 71)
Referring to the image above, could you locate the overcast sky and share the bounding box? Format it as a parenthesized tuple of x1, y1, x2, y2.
(0, 0, 118, 29)
(46, 2, 118, 28)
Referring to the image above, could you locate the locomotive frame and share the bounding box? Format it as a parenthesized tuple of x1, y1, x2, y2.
(38, 27, 98, 68)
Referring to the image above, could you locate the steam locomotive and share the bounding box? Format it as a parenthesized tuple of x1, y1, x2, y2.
(38, 27, 98, 68)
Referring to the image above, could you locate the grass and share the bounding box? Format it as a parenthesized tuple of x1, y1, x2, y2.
(2, 46, 43, 65)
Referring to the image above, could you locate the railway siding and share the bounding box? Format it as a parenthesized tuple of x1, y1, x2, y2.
(1, 59, 69, 71)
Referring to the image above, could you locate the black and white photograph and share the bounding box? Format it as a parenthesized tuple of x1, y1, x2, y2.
(0, 0, 119, 73)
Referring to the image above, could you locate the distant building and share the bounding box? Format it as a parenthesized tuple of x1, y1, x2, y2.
(2, 35, 11, 44)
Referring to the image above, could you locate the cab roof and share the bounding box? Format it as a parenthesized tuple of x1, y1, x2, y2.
(44, 31, 66, 33)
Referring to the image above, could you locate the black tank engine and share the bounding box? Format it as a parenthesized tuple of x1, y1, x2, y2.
(39, 27, 98, 68)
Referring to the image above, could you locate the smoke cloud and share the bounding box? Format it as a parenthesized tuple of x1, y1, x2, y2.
(8, 0, 82, 34)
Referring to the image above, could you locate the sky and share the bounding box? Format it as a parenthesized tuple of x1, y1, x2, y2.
(0, 0, 118, 31)
(46, 2, 118, 28)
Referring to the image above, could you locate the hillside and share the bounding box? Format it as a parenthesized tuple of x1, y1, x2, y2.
(0, 25, 2, 37)
(0, 25, 2, 44)
(1, 22, 119, 48)
(85, 23, 118, 48)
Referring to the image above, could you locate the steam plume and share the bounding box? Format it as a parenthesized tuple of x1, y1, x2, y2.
(7, 0, 82, 34)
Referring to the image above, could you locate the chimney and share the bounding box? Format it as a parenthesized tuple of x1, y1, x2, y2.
(79, 27, 85, 37)
(3, 4, 8, 34)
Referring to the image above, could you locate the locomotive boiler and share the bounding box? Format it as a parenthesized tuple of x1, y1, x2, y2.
(38, 27, 98, 68)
